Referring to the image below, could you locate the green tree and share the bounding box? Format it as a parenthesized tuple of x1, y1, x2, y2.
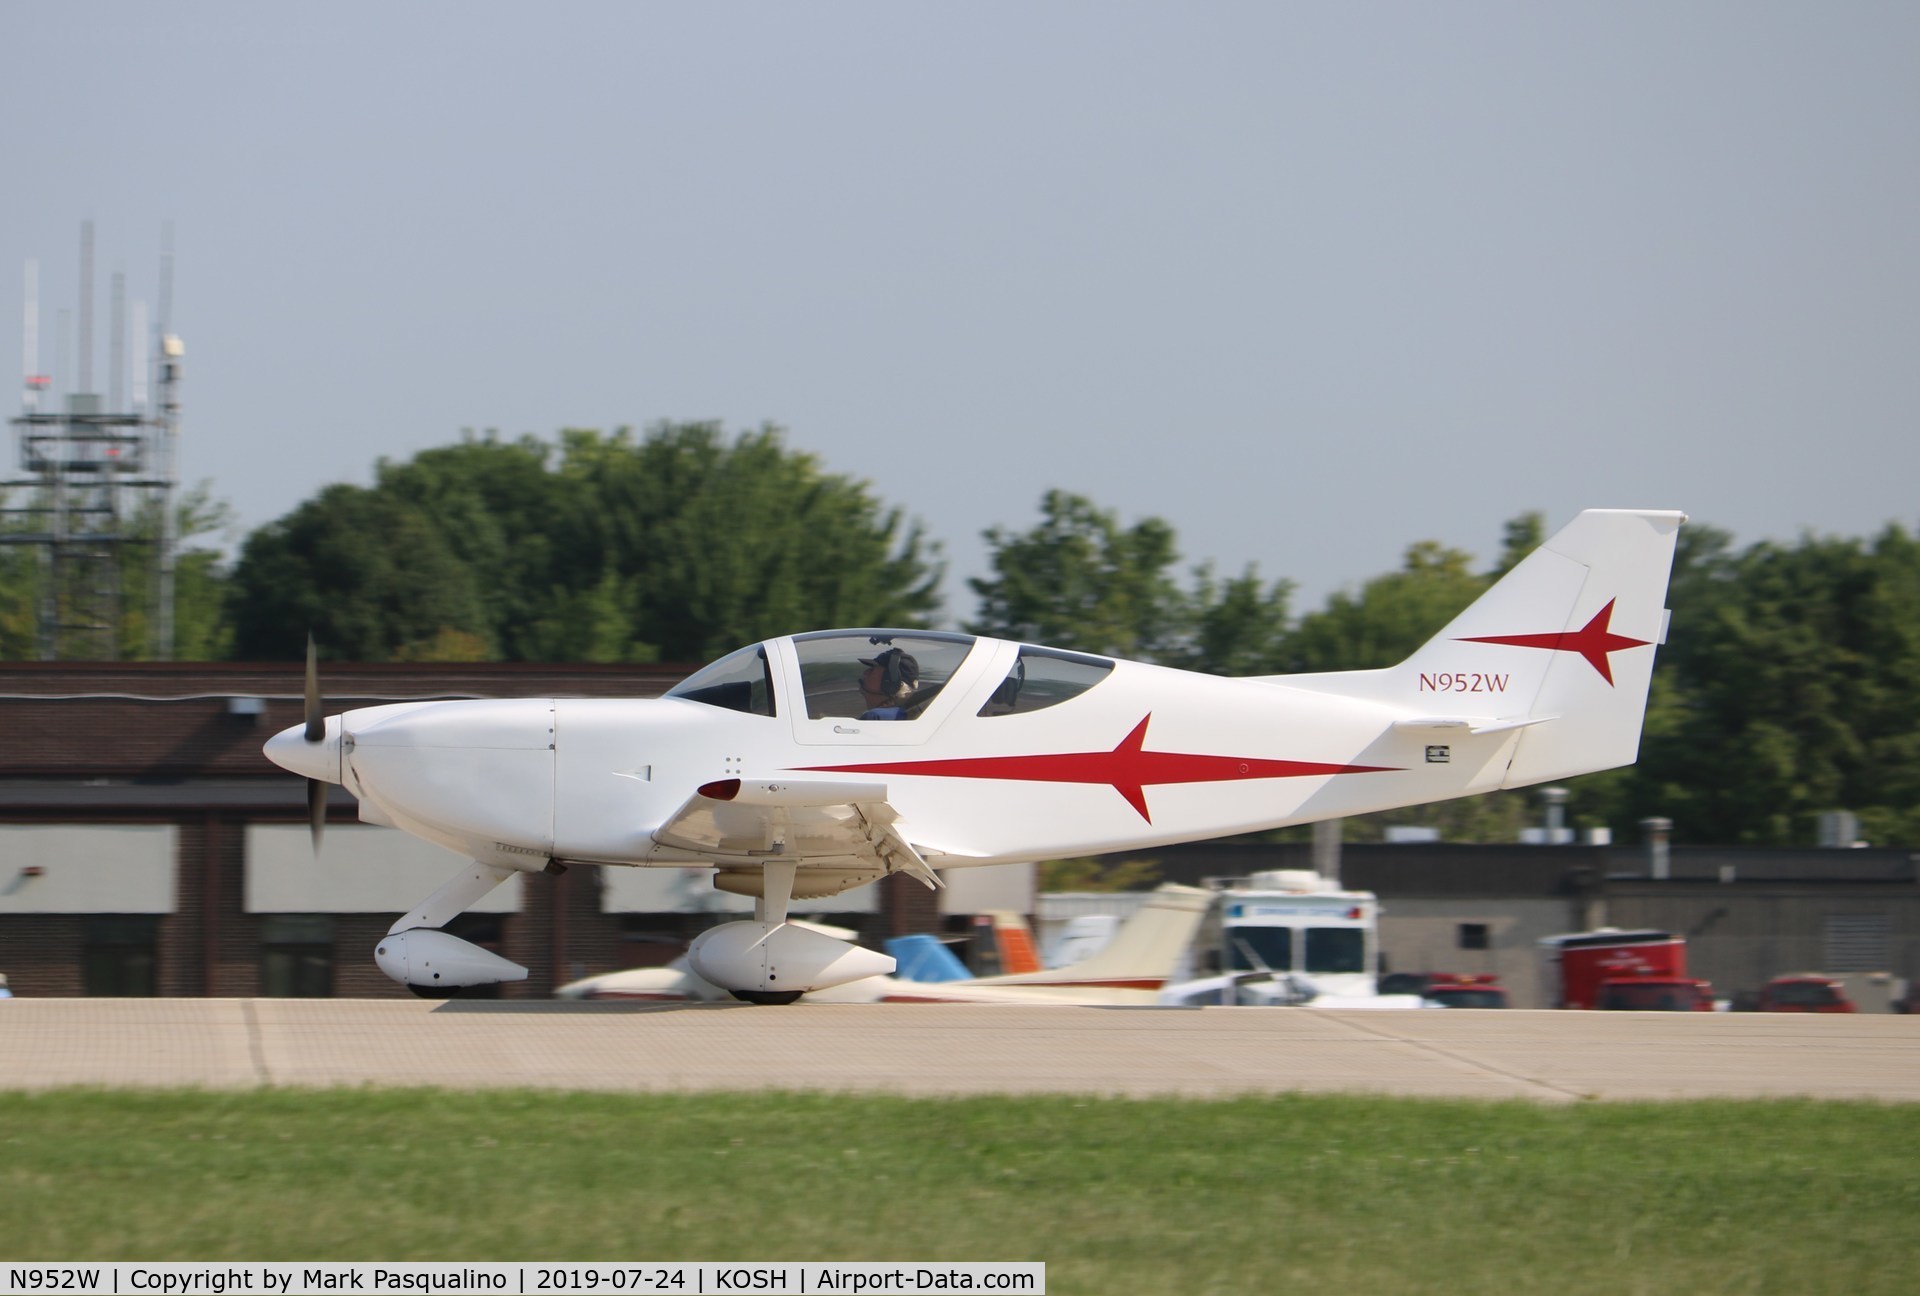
(1179, 564, 1294, 676)
(969, 490, 1187, 660)
(117, 486, 237, 659)
(0, 483, 234, 661)
(372, 432, 574, 658)
(1847, 525, 1920, 843)
(1281, 538, 1488, 673)
(228, 484, 489, 661)
(1038, 857, 1163, 892)
(225, 423, 941, 663)
(570, 424, 940, 662)
(1489, 510, 1545, 579)
(0, 505, 39, 658)
(1625, 524, 1920, 845)
(968, 490, 1291, 672)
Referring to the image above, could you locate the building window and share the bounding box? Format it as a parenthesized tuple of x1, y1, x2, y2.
(84, 916, 158, 996)
(261, 915, 334, 997)
(1458, 922, 1490, 951)
(1824, 914, 1889, 973)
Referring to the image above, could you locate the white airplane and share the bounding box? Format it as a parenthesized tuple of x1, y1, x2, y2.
(555, 883, 1214, 1005)
(265, 508, 1683, 1004)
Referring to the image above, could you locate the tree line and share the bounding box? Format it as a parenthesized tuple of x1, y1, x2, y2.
(3, 422, 1915, 848)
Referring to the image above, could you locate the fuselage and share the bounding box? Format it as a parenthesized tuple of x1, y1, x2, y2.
(280, 628, 1522, 879)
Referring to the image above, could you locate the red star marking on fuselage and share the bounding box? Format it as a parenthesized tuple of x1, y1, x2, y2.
(794, 714, 1398, 824)
(1455, 597, 1650, 685)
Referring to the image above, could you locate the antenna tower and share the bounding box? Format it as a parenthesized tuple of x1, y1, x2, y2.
(3, 221, 182, 660)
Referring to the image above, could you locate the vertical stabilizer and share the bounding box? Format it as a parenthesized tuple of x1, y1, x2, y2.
(980, 883, 1213, 988)
(1487, 509, 1684, 786)
(1281, 509, 1685, 786)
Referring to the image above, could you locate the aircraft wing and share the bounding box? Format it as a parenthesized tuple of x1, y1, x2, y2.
(652, 776, 947, 889)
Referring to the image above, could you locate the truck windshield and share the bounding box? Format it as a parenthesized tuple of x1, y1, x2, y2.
(1223, 927, 1366, 975)
(1225, 928, 1290, 973)
(1305, 928, 1365, 974)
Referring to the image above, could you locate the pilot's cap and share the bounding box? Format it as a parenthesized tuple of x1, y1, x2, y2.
(859, 647, 919, 687)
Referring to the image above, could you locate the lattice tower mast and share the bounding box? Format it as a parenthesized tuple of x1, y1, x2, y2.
(3, 221, 181, 659)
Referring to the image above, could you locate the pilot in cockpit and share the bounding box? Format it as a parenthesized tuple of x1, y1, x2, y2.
(858, 647, 920, 720)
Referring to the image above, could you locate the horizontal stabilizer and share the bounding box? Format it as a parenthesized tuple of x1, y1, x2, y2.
(1393, 714, 1556, 736)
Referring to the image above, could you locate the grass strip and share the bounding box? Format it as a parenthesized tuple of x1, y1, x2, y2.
(3, 1088, 1917, 1295)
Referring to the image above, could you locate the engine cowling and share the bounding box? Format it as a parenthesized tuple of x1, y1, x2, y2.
(376, 928, 529, 996)
(687, 921, 894, 999)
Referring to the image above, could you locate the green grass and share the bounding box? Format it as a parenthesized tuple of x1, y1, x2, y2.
(3, 1089, 1918, 1294)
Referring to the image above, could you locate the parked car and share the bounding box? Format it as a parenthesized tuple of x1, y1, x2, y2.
(1379, 972, 1433, 997)
(1378, 972, 1510, 1007)
(1594, 977, 1714, 1011)
(1422, 973, 1510, 1009)
(1756, 974, 1856, 1013)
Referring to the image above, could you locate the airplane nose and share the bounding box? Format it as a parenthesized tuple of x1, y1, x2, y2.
(264, 718, 342, 784)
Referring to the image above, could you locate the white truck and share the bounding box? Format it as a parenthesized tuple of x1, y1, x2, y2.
(1160, 870, 1417, 1007)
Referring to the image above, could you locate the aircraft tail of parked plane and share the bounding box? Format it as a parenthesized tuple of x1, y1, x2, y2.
(556, 883, 1213, 1005)
(1274, 508, 1685, 790)
(933, 883, 1212, 993)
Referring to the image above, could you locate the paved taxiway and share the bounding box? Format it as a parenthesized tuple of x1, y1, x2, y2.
(4, 999, 1919, 1102)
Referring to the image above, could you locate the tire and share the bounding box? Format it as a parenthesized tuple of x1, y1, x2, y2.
(730, 989, 804, 1005)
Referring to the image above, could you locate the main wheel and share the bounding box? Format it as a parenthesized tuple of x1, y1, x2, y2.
(729, 989, 804, 1005)
(407, 983, 465, 1000)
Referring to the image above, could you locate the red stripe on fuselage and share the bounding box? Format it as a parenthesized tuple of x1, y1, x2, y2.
(795, 714, 1397, 823)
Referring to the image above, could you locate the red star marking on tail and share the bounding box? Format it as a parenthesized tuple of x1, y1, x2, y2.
(1455, 598, 1650, 685)
(795, 714, 1398, 823)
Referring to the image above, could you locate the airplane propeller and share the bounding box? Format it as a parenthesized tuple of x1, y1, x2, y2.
(303, 633, 327, 851)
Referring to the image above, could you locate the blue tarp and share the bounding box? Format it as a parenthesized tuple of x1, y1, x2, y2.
(884, 933, 974, 983)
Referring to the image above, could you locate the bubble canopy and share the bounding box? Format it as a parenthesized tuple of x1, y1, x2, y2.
(665, 629, 1114, 721)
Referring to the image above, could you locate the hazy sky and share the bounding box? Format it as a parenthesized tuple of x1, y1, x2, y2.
(4, 3, 1916, 623)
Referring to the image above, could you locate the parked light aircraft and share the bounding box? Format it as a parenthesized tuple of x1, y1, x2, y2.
(264, 508, 1683, 1003)
(555, 883, 1214, 1004)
